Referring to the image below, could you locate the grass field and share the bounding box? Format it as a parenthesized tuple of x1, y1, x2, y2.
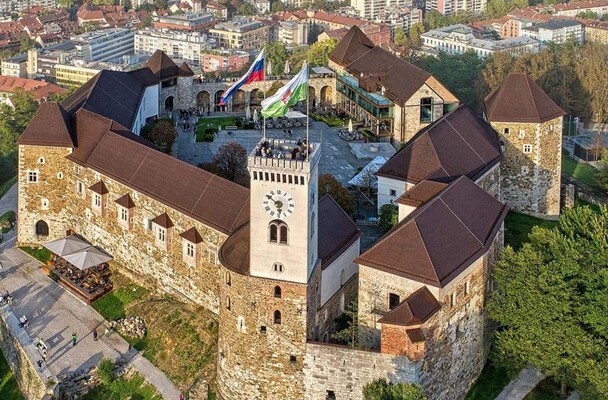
(82, 371, 161, 400)
(19, 246, 52, 264)
(92, 273, 217, 390)
(196, 116, 239, 142)
(523, 379, 561, 400)
(562, 155, 600, 190)
(0, 176, 16, 200)
(504, 211, 559, 250)
(0, 350, 24, 400)
(464, 363, 511, 400)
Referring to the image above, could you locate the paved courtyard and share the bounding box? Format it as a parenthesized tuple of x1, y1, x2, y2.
(173, 114, 377, 185)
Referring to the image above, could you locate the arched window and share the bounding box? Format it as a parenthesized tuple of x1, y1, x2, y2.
(269, 223, 278, 242)
(340, 269, 345, 286)
(273, 310, 281, 324)
(279, 225, 288, 244)
(35, 220, 49, 236)
(274, 286, 282, 298)
(225, 296, 231, 310)
(225, 271, 231, 286)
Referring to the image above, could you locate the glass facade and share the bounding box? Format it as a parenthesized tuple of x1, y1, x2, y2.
(336, 74, 393, 120)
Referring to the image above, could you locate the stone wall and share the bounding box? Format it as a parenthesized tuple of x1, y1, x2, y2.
(303, 342, 420, 400)
(18, 144, 226, 313)
(475, 163, 500, 199)
(216, 264, 308, 400)
(0, 310, 52, 400)
(490, 117, 562, 219)
(309, 274, 358, 342)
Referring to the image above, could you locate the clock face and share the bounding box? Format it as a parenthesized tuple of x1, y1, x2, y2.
(263, 189, 295, 218)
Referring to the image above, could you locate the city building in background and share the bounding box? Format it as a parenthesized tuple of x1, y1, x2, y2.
(135, 29, 216, 66)
(520, 19, 584, 44)
(278, 21, 309, 45)
(425, 0, 487, 16)
(70, 28, 134, 62)
(1, 53, 28, 78)
(205, 1, 228, 20)
(153, 13, 217, 32)
(26, 40, 77, 81)
(375, 5, 424, 39)
(209, 18, 269, 50)
(201, 50, 250, 72)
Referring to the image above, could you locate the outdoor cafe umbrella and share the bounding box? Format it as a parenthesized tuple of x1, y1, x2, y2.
(62, 246, 112, 270)
(253, 109, 259, 123)
(246, 104, 251, 120)
(348, 119, 353, 133)
(267, 60, 272, 76)
(284, 60, 290, 75)
(44, 235, 90, 257)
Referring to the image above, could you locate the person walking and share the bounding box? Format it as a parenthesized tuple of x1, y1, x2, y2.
(71, 332, 77, 347)
(93, 329, 98, 342)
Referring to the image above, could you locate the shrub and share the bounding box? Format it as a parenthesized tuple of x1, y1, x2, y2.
(203, 134, 214, 142)
(378, 204, 398, 232)
(97, 358, 115, 385)
(235, 119, 242, 128)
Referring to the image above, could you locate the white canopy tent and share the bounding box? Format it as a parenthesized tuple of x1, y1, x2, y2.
(285, 110, 307, 119)
(62, 246, 113, 270)
(44, 235, 90, 257)
(348, 156, 389, 189)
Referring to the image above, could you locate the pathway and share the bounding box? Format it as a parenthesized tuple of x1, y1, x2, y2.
(0, 183, 16, 215)
(0, 185, 180, 400)
(495, 366, 545, 400)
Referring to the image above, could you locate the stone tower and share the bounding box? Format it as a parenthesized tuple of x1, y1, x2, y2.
(216, 138, 320, 399)
(484, 73, 565, 219)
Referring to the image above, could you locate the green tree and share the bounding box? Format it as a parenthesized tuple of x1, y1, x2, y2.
(576, 10, 599, 19)
(147, 120, 177, 154)
(212, 142, 248, 182)
(19, 36, 36, 53)
(595, 150, 608, 192)
(266, 81, 283, 97)
(0, 90, 39, 157)
(489, 205, 608, 398)
(308, 22, 322, 43)
(55, 0, 76, 8)
(265, 41, 288, 75)
(318, 174, 355, 216)
(238, 2, 257, 15)
(331, 300, 359, 347)
(363, 379, 427, 400)
(378, 204, 398, 232)
(408, 22, 425, 44)
(394, 29, 407, 47)
(271, 0, 286, 12)
(307, 38, 338, 67)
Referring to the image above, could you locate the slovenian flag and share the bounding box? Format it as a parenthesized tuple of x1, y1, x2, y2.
(261, 61, 308, 118)
(219, 48, 265, 105)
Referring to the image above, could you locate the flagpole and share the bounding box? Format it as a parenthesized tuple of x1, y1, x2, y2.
(306, 58, 310, 161)
(263, 48, 266, 141)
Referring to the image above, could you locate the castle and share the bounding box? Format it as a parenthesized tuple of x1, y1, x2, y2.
(16, 27, 564, 400)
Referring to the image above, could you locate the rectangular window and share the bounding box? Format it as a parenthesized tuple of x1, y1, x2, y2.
(389, 189, 396, 197)
(27, 171, 38, 183)
(388, 293, 400, 310)
(157, 227, 166, 242)
(93, 193, 101, 208)
(464, 281, 470, 296)
(186, 242, 195, 258)
(450, 292, 456, 307)
(76, 181, 83, 194)
(120, 207, 128, 222)
(523, 144, 532, 153)
(503, 128, 509, 134)
(208, 249, 217, 265)
(288, 175, 293, 184)
(253, 171, 257, 180)
(420, 97, 433, 122)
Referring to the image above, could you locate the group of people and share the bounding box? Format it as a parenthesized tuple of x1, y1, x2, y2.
(253, 139, 310, 161)
(0, 290, 12, 305)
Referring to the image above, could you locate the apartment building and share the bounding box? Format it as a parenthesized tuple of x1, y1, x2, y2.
(135, 29, 216, 66)
(425, 0, 487, 16)
(71, 28, 134, 62)
(209, 18, 269, 50)
(0, 0, 56, 13)
(375, 5, 424, 38)
(201, 50, 250, 72)
(520, 19, 584, 44)
(26, 40, 78, 82)
(1, 53, 27, 78)
(153, 13, 217, 32)
(278, 21, 308, 45)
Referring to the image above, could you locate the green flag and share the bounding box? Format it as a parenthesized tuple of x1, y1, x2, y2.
(261, 61, 308, 118)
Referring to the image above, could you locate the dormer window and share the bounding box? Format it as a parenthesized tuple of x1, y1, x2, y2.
(180, 227, 203, 267)
(151, 212, 173, 250)
(89, 180, 108, 216)
(115, 194, 135, 229)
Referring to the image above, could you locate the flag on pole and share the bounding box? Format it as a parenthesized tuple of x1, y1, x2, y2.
(261, 61, 308, 118)
(220, 48, 265, 105)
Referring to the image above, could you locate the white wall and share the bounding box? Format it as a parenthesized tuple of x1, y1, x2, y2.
(377, 176, 411, 213)
(132, 84, 160, 135)
(320, 239, 360, 306)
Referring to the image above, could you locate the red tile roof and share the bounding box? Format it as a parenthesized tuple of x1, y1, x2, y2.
(18, 102, 73, 148)
(378, 286, 441, 326)
(484, 73, 565, 123)
(180, 227, 204, 243)
(318, 195, 361, 269)
(89, 180, 109, 195)
(115, 193, 135, 208)
(152, 212, 174, 228)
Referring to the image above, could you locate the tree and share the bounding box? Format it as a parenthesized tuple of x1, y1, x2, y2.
(331, 300, 359, 347)
(0, 90, 39, 157)
(238, 2, 257, 15)
(318, 174, 355, 216)
(378, 204, 398, 232)
(307, 38, 338, 67)
(408, 22, 425, 44)
(595, 150, 608, 193)
(212, 142, 248, 182)
(308, 22, 322, 43)
(271, 0, 285, 12)
(394, 29, 407, 47)
(147, 120, 177, 154)
(363, 379, 427, 400)
(576, 10, 599, 19)
(265, 41, 288, 76)
(489, 205, 608, 398)
(19, 35, 36, 53)
(266, 81, 283, 97)
(55, 0, 76, 7)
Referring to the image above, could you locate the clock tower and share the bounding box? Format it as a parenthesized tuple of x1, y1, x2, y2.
(248, 138, 320, 284)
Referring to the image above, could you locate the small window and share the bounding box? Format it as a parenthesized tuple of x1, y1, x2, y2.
(389, 189, 396, 197)
(450, 292, 456, 307)
(225, 271, 231, 285)
(208, 249, 217, 265)
(157, 226, 166, 242)
(326, 390, 337, 400)
(523, 144, 532, 153)
(27, 171, 38, 183)
(464, 281, 470, 296)
(310, 212, 315, 238)
(76, 181, 84, 194)
(521, 165, 529, 175)
(253, 171, 257, 180)
(289, 355, 297, 363)
(143, 217, 152, 231)
(56, 172, 63, 179)
(120, 207, 128, 222)
(273, 310, 281, 324)
(518, 129, 525, 139)
(93, 193, 102, 208)
(420, 97, 433, 122)
(274, 286, 282, 298)
(185, 242, 195, 258)
(389, 293, 400, 310)
(41, 198, 49, 209)
(340, 269, 345, 286)
(279, 225, 288, 244)
(273, 262, 284, 273)
(260, 325, 267, 333)
(503, 128, 509, 135)
(225, 296, 231, 310)
(269, 223, 278, 242)
(38, 157, 45, 164)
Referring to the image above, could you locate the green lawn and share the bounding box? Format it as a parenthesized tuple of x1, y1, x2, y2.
(92, 283, 149, 321)
(196, 116, 239, 142)
(0, 176, 16, 200)
(0, 350, 25, 400)
(523, 379, 561, 400)
(562, 155, 600, 190)
(82, 372, 161, 400)
(19, 246, 52, 264)
(504, 211, 559, 250)
(0, 210, 15, 233)
(464, 362, 511, 400)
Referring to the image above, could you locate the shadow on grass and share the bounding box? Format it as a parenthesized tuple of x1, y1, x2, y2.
(465, 362, 511, 400)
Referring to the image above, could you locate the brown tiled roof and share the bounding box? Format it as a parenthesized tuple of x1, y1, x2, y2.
(115, 193, 135, 208)
(62, 108, 249, 235)
(178, 61, 194, 77)
(378, 287, 441, 326)
(61, 69, 158, 130)
(329, 25, 374, 65)
(145, 50, 181, 81)
(395, 180, 448, 207)
(483, 73, 565, 123)
(318, 195, 361, 269)
(219, 222, 250, 275)
(406, 328, 426, 342)
(151, 212, 173, 228)
(18, 102, 73, 148)
(357, 176, 508, 287)
(377, 105, 502, 185)
(89, 180, 108, 194)
(180, 227, 204, 243)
